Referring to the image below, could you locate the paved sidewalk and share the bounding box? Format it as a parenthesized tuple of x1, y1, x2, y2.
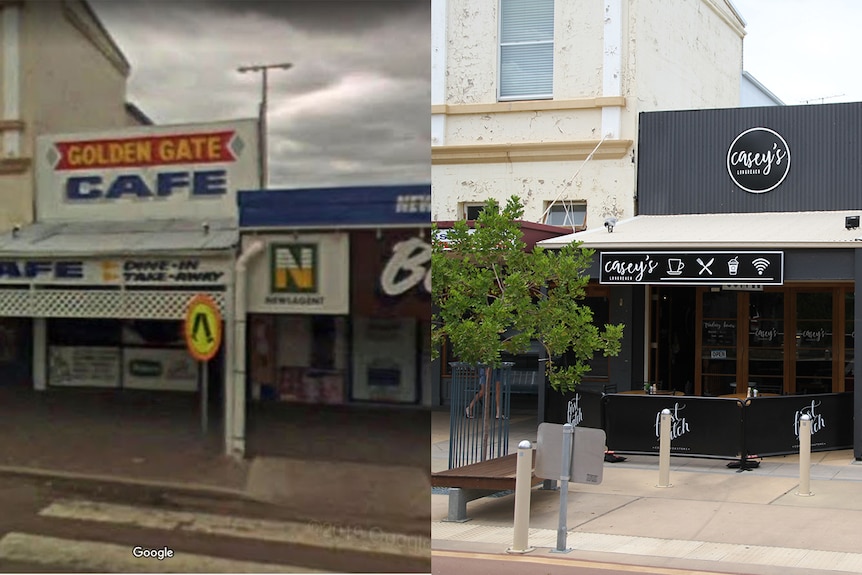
(432, 408, 862, 574)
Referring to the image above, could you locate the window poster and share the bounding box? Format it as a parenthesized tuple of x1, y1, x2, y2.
(49, 346, 121, 388)
(122, 348, 198, 392)
(350, 316, 417, 403)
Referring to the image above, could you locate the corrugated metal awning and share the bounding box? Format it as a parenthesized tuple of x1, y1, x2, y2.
(538, 211, 862, 250)
(0, 218, 238, 257)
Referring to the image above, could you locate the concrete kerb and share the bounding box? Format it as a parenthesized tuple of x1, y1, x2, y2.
(0, 465, 252, 504)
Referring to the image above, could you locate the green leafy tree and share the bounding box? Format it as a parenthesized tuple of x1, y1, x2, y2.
(432, 196, 624, 394)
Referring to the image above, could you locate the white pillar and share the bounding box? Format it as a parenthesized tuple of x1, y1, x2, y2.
(797, 414, 813, 496)
(3, 3, 20, 157)
(601, 0, 622, 139)
(231, 239, 265, 458)
(657, 408, 672, 487)
(32, 318, 46, 391)
(431, 0, 447, 146)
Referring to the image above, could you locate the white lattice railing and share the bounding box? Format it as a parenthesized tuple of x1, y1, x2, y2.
(0, 288, 226, 319)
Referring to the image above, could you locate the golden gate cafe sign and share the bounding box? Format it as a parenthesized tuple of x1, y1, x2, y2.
(35, 119, 259, 222)
(243, 233, 350, 315)
(599, 251, 784, 285)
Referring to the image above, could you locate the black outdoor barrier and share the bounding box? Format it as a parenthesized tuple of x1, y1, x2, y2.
(603, 395, 744, 457)
(546, 388, 854, 459)
(544, 382, 606, 429)
(744, 393, 853, 456)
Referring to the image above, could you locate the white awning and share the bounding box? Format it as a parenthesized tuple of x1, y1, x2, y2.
(0, 218, 237, 257)
(538, 211, 862, 250)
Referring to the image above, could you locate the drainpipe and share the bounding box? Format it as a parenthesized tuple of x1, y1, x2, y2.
(230, 239, 265, 459)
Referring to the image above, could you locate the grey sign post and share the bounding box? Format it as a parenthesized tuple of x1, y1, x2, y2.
(554, 424, 574, 553)
(535, 422, 606, 554)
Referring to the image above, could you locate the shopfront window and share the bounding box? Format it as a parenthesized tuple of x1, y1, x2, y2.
(251, 314, 348, 404)
(796, 291, 833, 394)
(701, 291, 737, 396)
(748, 292, 784, 394)
(310, 316, 337, 370)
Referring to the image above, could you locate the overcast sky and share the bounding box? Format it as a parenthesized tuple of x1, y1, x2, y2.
(89, 0, 430, 190)
(734, 0, 862, 106)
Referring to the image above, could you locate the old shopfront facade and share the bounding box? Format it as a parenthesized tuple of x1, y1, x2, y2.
(0, 119, 259, 456)
(237, 185, 431, 412)
(540, 102, 862, 458)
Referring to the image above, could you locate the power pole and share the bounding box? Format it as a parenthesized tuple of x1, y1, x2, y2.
(237, 62, 293, 189)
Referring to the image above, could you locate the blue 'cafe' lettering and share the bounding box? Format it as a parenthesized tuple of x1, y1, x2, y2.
(65, 170, 228, 200)
(0, 261, 83, 280)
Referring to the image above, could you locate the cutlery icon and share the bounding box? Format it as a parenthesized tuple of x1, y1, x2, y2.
(696, 257, 714, 275)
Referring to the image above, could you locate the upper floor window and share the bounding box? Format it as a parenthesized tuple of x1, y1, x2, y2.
(544, 201, 586, 230)
(499, 0, 554, 101)
(461, 202, 487, 220)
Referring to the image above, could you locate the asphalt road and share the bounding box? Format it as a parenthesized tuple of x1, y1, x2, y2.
(0, 474, 431, 573)
(432, 550, 735, 575)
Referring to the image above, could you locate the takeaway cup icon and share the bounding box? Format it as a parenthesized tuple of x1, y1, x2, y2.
(728, 257, 739, 276)
(667, 259, 684, 275)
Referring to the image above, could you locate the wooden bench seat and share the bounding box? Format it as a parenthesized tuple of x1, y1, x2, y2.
(431, 451, 545, 521)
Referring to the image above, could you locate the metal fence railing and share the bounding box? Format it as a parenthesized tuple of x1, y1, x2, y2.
(448, 362, 513, 468)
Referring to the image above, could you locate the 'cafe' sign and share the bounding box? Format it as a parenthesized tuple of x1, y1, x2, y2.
(53, 131, 240, 201)
(36, 120, 258, 223)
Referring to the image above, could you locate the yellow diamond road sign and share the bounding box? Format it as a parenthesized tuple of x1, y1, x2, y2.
(184, 294, 223, 362)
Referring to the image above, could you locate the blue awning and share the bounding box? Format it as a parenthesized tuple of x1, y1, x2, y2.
(237, 184, 431, 229)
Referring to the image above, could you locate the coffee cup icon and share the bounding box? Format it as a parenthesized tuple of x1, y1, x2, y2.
(728, 257, 739, 276)
(667, 258, 684, 275)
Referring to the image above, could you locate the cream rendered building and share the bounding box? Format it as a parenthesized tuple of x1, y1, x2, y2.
(431, 0, 746, 229)
(0, 0, 136, 232)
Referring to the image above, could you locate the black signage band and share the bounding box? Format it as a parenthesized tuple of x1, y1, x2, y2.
(599, 251, 784, 285)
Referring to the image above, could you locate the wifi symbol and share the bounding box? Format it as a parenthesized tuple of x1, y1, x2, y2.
(752, 258, 770, 276)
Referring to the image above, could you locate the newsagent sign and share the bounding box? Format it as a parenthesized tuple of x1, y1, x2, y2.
(244, 233, 350, 315)
(36, 119, 259, 222)
(599, 251, 784, 285)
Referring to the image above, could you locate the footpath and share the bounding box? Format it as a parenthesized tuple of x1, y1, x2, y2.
(0, 386, 430, 537)
(432, 409, 862, 575)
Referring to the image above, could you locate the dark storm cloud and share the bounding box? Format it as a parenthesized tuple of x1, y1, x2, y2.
(205, 0, 429, 34)
(88, 0, 429, 188)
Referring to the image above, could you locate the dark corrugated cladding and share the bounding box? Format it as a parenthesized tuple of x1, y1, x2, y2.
(637, 102, 862, 215)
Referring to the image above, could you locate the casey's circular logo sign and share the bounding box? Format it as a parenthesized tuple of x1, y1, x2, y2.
(726, 127, 790, 194)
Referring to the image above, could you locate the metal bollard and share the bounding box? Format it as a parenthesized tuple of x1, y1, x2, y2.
(506, 440, 535, 554)
(551, 423, 574, 554)
(657, 408, 672, 488)
(796, 414, 813, 496)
